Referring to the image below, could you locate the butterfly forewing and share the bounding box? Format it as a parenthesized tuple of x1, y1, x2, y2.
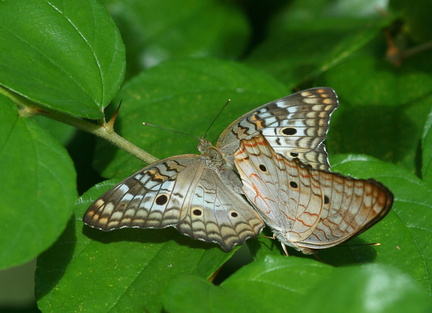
(218, 87, 338, 171)
(84, 157, 194, 230)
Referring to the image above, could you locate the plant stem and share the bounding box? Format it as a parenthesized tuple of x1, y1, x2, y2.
(0, 87, 158, 164)
(41, 109, 159, 164)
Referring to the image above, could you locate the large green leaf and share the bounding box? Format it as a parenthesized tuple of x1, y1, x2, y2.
(0, 96, 76, 269)
(0, 0, 125, 118)
(163, 256, 432, 313)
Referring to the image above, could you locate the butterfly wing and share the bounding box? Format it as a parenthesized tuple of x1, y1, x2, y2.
(219, 87, 338, 170)
(298, 170, 393, 250)
(234, 135, 392, 254)
(84, 155, 264, 251)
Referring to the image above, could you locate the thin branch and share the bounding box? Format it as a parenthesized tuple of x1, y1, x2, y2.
(0, 87, 158, 165)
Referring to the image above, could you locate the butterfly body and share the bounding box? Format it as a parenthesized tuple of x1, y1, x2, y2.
(84, 87, 393, 254)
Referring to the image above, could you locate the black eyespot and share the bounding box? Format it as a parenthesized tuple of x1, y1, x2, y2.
(193, 209, 202, 216)
(324, 195, 330, 204)
(282, 127, 297, 135)
(259, 164, 267, 172)
(289, 181, 298, 188)
(230, 211, 239, 218)
(290, 152, 299, 157)
(155, 194, 168, 205)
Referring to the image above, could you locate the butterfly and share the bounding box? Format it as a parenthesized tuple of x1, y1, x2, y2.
(83, 87, 393, 254)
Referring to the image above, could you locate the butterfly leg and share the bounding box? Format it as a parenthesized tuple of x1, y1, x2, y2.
(257, 233, 291, 255)
(262, 233, 290, 256)
(281, 243, 290, 256)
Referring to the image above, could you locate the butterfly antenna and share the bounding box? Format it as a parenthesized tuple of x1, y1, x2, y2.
(203, 99, 231, 139)
(142, 122, 198, 140)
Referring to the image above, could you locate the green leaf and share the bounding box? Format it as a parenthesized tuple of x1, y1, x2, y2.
(0, 95, 76, 269)
(94, 58, 289, 178)
(294, 263, 432, 313)
(163, 274, 262, 313)
(221, 256, 333, 311)
(32, 116, 77, 146)
(100, 0, 249, 77)
(164, 257, 432, 313)
(164, 257, 332, 313)
(36, 180, 232, 313)
(0, 0, 125, 118)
